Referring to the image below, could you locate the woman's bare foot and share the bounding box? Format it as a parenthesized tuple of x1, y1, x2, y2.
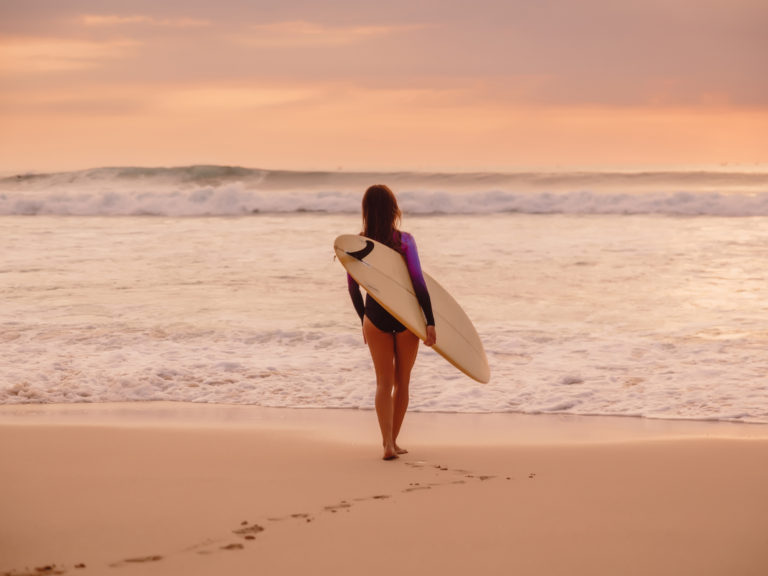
(383, 444, 399, 460)
(395, 444, 408, 454)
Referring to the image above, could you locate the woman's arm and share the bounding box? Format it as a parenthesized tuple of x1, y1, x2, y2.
(401, 233, 435, 327)
(347, 273, 366, 325)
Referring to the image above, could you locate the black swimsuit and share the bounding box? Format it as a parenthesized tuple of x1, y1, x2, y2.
(364, 296, 408, 333)
(346, 232, 435, 333)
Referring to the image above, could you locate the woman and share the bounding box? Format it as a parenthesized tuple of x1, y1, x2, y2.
(347, 185, 437, 460)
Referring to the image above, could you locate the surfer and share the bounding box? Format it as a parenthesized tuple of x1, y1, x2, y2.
(347, 185, 437, 460)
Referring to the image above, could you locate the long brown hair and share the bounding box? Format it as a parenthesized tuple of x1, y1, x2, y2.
(361, 184, 403, 253)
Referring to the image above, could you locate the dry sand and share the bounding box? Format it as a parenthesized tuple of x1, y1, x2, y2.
(1, 403, 767, 576)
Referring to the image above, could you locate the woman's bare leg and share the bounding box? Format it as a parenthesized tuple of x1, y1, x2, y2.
(363, 317, 399, 460)
(392, 329, 420, 453)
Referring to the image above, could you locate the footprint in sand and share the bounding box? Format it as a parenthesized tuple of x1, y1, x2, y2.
(403, 485, 431, 492)
(279, 513, 315, 522)
(123, 556, 162, 563)
(110, 555, 163, 567)
(181, 538, 221, 553)
(324, 503, 352, 513)
(354, 494, 391, 502)
(44, 459, 508, 573)
(232, 523, 265, 537)
(2, 568, 67, 576)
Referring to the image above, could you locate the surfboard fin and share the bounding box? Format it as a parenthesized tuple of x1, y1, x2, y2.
(346, 240, 374, 262)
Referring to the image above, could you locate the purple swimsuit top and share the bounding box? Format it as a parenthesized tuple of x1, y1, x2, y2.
(346, 231, 435, 327)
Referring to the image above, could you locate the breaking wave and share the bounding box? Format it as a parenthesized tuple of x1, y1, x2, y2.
(2, 165, 768, 216)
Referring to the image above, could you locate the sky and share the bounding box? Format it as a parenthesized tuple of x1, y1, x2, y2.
(1, 0, 767, 173)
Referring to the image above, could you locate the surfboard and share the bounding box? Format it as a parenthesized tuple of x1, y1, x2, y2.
(334, 234, 491, 384)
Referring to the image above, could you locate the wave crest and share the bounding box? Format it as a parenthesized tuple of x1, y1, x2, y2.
(4, 185, 768, 216)
(2, 165, 768, 216)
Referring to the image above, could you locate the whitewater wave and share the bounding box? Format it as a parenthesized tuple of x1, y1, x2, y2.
(2, 323, 766, 423)
(2, 165, 768, 216)
(4, 183, 768, 217)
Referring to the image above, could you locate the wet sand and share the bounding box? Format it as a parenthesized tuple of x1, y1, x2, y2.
(1, 403, 767, 576)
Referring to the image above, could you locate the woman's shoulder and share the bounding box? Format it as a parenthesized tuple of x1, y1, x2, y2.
(398, 231, 418, 252)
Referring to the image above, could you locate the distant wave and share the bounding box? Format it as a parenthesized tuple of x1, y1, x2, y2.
(2, 165, 768, 216)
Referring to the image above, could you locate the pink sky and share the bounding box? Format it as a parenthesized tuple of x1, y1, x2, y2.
(1, 0, 766, 173)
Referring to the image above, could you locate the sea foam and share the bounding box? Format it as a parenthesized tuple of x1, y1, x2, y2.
(2, 165, 768, 216)
(2, 185, 768, 424)
(2, 323, 766, 423)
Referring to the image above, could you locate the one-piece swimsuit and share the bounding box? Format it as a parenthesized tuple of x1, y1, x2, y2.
(346, 232, 435, 333)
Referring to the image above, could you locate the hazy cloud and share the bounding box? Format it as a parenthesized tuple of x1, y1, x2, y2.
(0, 36, 138, 74)
(0, 1, 765, 108)
(82, 14, 208, 27)
(243, 21, 426, 47)
(1, 0, 766, 171)
(157, 85, 323, 110)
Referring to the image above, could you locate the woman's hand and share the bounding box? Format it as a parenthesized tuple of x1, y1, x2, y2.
(424, 325, 436, 347)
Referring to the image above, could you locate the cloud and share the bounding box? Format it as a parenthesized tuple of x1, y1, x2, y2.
(0, 1, 765, 113)
(0, 37, 138, 74)
(82, 15, 208, 28)
(157, 86, 323, 110)
(243, 21, 425, 47)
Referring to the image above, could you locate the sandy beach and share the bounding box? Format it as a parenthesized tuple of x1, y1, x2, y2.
(2, 403, 767, 576)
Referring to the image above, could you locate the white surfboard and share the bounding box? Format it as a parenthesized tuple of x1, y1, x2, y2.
(334, 234, 490, 384)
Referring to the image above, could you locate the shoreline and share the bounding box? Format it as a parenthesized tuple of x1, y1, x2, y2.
(2, 403, 768, 575)
(2, 402, 767, 443)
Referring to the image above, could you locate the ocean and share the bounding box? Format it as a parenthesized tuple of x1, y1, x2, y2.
(2, 166, 767, 423)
